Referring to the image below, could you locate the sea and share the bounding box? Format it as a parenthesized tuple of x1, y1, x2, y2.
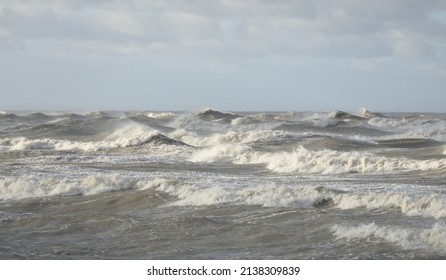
(1, 108, 446, 259)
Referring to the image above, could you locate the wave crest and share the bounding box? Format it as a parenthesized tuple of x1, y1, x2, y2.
(197, 109, 241, 122)
(0, 123, 187, 153)
(190, 144, 446, 174)
(332, 222, 446, 253)
(0, 174, 170, 200)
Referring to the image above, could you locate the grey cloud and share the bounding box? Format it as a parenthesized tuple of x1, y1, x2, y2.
(0, 0, 444, 63)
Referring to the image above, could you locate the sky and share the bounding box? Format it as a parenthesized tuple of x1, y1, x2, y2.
(1, 0, 446, 112)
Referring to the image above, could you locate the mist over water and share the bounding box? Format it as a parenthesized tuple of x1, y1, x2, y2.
(1, 108, 446, 259)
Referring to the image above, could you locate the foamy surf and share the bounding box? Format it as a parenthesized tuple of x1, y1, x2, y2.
(332, 222, 446, 254)
(1, 109, 446, 259)
(0, 174, 169, 200)
(190, 144, 446, 174)
(0, 123, 187, 153)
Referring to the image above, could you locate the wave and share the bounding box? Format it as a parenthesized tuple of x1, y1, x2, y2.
(156, 182, 330, 208)
(190, 144, 446, 174)
(0, 174, 168, 200)
(28, 112, 52, 120)
(231, 116, 258, 125)
(0, 123, 188, 153)
(19, 123, 76, 136)
(171, 129, 291, 148)
(376, 138, 444, 148)
(197, 109, 242, 122)
(154, 180, 446, 219)
(329, 110, 364, 121)
(170, 126, 379, 151)
(146, 112, 177, 120)
(3, 172, 446, 221)
(104, 123, 187, 147)
(368, 114, 446, 142)
(333, 191, 446, 219)
(332, 222, 446, 253)
(148, 180, 446, 219)
(0, 113, 18, 119)
(84, 111, 113, 120)
(358, 108, 385, 119)
(279, 110, 390, 131)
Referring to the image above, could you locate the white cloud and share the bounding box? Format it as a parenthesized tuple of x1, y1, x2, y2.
(0, 27, 9, 37)
(0, 0, 445, 74)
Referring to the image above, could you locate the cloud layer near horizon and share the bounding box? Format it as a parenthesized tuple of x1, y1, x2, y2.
(1, 1, 445, 62)
(1, 0, 446, 111)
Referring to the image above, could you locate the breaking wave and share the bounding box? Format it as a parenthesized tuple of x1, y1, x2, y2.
(2, 173, 446, 221)
(171, 129, 291, 147)
(332, 222, 446, 253)
(333, 191, 446, 219)
(158, 183, 446, 219)
(146, 112, 177, 120)
(158, 183, 329, 208)
(197, 109, 241, 122)
(0, 174, 168, 200)
(0, 123, 186, 153)
(190, 144, 446, 174)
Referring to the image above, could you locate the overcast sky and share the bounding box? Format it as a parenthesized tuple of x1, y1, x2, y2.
(1, 0, 446, 112)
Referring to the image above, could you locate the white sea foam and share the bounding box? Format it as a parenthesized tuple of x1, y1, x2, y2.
(170, 129, 289, 147)
(332, 222, 446, 253)
(0, 123, 183, 153)
(0, 174, 170, 200)
(156, 182, 328, 208)
(190, 144, 446, 174)
(303, 112, 341, 127)
(333, 192, 446, 219)
(0, 137, 89, 152)
(189, 143, 251, 163)
(152, 179, 446, 220)
(369, 116, 446, 142)
(3, 171, 446, 221)
(231, 116, 253, 125)
(155, 179, 446, 219)
(146, 112, 176, 120)
(104, 122, 161, 147)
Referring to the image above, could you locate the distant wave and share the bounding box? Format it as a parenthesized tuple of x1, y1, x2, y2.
(197, 109, 242, 122)
(190, 144, 446, 174)
(0, 123, 188, 152)
(329, 110, 364, 120)
(369, 116, 446, 142)
(145, 112, 177, 120)
(170, 128, 293, 148)
(85, 111, 112, 119)
(0, 113, 18, 119)
(297, 110, 369, 128)
(358, 108, 385, 118)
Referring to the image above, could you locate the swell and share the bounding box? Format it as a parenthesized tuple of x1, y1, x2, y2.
(376, 138, 444, 149)
(0, 174, 170, 200)
(189, 144, 446, 174)
(197, 109, 242, 122)
(332, 222, 446, 254)
(0, 123, 188, 153)
(159, 183, 446, 220)
(3, 173, 446, 221)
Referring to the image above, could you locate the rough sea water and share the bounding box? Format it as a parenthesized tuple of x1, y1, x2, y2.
(1, 108, 446, 259)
